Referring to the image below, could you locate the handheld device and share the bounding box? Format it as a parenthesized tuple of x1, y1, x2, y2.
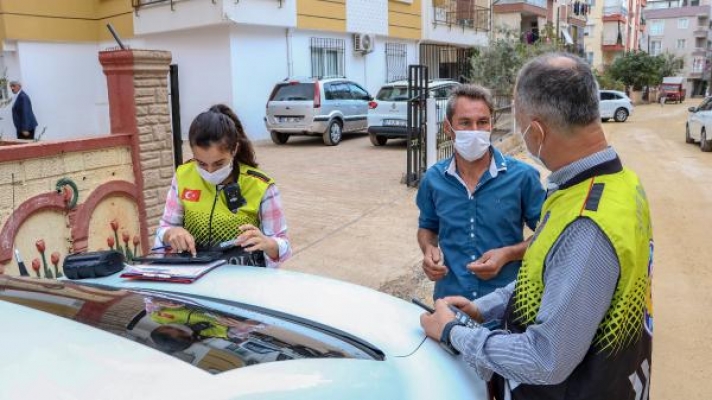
(132, 251, 224, 264)
(411, 298, 435, 314)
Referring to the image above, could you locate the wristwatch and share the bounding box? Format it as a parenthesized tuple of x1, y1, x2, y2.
(439, 306, 480, 356)
(439, 318, 464, 355)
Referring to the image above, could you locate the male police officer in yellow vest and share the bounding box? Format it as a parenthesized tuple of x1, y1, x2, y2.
(420, 52, 654, 400)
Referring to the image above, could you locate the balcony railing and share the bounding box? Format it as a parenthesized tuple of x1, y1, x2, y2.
(493, 0, 547, 8)
(603, 5, 628, 17)
(433, 0, 491, 31)
(694, 28, 709, 38)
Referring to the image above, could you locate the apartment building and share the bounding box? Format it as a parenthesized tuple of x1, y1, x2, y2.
(0, 0, 132, 140)
(492, 0, 588, 55)
(643, 0, 712, 96)
(583, 0, 647, 71)
(0, 0, 491, 142)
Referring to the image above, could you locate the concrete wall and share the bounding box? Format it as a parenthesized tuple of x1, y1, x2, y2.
(138, 25, 233, 139)
(0, 41, 110, 140)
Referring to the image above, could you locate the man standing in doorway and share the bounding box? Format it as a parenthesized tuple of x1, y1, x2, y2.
(415, 84, 545, 325)
(10, 80, 38, 140)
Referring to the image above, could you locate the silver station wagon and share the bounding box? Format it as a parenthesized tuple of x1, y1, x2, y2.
(265, 77, 372, 146)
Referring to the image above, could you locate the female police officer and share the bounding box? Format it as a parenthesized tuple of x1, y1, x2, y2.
(155, 104, 291, 268)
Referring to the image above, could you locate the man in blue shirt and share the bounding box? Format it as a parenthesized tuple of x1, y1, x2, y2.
(416, 84, 545, 304)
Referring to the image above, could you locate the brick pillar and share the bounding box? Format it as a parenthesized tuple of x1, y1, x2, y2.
(99, 49, 174, 254)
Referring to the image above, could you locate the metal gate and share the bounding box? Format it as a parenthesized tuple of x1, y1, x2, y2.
(418, 44, 474, 82)
(405, 65, 429, 187)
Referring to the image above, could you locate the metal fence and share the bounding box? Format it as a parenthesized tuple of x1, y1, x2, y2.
(419, 43, 474, 82)
(310, 37, 346, 78)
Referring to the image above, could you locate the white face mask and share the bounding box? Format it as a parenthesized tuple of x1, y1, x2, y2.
(198, 162, 233, 185)
(451, 126, 491, 162)
(521, 124, 546, 169)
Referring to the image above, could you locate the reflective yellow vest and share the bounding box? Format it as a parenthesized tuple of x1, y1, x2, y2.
(500, 166, 654, 400)
(176, 162, 273, 248)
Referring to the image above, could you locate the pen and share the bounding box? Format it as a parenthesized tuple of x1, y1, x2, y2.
(150, 245, 172, 251)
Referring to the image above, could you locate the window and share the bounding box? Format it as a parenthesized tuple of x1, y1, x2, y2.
(348, 83, 370, 100)
(650, 40, 662, 56)
(649, 20, 664, 35)
(325, 82, 350, 100)
(692, 57, 705, 73)
(584, 25, 594, 36)
(385, 43, 408, 83)
(310, 37, 345, 78)
(678, 18, 689, 29)
(677, 39, 686, 49)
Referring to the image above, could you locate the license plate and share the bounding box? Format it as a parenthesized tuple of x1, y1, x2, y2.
(383, 119, 407, 127)
(278, 116, 302, 123)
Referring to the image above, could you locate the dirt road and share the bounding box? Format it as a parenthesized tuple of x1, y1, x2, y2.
(606, 99, 712, 399)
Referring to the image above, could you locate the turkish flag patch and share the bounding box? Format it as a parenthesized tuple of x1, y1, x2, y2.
(181, 188, 201, 202)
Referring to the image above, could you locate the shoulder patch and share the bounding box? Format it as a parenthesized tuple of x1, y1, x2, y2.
(246, 169, 271, 183)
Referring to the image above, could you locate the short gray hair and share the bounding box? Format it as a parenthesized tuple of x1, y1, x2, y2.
(514, 52, 599, 133)
(445, 84, 494, 123)
(9, 80, 20, 87)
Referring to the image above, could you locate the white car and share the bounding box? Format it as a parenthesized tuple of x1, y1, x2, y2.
(686, 96, 712, 152)
(0, 266, 488, 399)
(599, 89, 633, 122)
(367, 80, 460, 146)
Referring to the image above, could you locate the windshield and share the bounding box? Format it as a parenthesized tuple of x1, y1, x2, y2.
(0, 276, 380, 375)
(270, 83, 314, 101)
(376, 86, 409, 101)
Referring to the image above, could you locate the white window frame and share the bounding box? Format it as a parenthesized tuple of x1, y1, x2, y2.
(649, 20, 664, 35)
(678, 18, 689, 29)
(677, 39, 686, 49)
(650, 40, 662, 56)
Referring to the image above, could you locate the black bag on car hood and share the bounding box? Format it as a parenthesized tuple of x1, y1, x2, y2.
(63, 250, 124, 280)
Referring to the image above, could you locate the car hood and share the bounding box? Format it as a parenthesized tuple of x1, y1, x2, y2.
(81, 266, 428, 357)
(0, 300, 451, 400)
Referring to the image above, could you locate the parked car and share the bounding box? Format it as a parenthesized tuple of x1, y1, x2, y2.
(0, 266, 488, 399)
(367, 80, 460, 146)
(599, 89, 633, 122)
(265, 77, 372, 146)
(686, 96, 712, 152)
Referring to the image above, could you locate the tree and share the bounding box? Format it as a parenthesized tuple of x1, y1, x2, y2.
(469, 26, 561, 104)
(654, 52, 685, 81)
(607, 51, 660, 91)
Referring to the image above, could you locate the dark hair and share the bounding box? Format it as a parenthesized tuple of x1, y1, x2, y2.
(514, 52, 599, 133)
(188, 104, 258, 168)
(445, 84, 494, 123)
(150, 325, 195, 353)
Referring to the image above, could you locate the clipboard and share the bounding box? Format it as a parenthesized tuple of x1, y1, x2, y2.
(132, 251, 225, 264)
(120, 259, 227, 283)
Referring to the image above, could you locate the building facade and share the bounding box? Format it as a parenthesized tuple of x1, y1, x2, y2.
(0, 0, 492, 143)
(0, 0, 133, 140)
(643, 1, 712, 96)
(583, 0, 647, 71)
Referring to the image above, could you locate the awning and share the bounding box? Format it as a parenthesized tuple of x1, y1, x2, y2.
(560, 28, 574, 45)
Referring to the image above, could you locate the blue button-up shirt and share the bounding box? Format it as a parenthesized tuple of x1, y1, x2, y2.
(416, 147, 545, 300)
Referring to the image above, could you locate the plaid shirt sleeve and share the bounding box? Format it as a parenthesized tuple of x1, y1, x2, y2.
(259, 184, 292, 268)
(154, 176, 184, 249)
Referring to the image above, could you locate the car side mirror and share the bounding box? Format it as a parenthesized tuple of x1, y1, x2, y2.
(367, 95, 374, 101)
(688, 107, 698, 112)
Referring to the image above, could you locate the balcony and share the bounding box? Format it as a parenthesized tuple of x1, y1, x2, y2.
(565, 4, 588, 27)
(602, 5, 628, 22)
(601, 31, 626, 52)
(692, 47, 710, 56)
(492, 0, 548, 18)
(694, 28, 709, 39)
(433, 0, 491, 31)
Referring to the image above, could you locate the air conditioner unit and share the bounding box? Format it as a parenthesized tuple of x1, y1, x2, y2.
(353, 33, 375, 53)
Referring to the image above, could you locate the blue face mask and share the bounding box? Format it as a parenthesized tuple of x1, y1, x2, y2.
(521, 124, 546, 169)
